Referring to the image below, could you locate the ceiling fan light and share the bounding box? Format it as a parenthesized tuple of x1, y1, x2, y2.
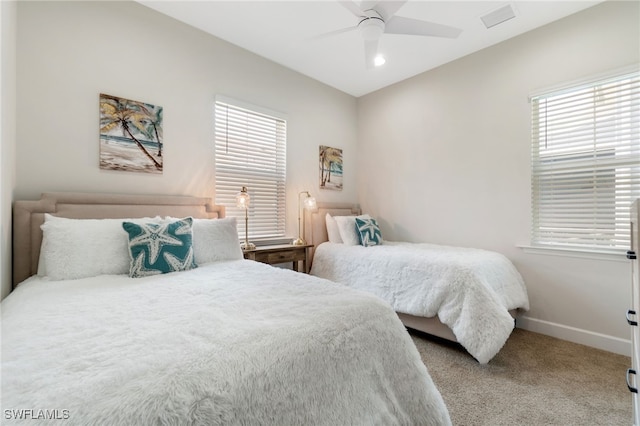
(374, 55, 386, 67)
(359, 18, 385, 41)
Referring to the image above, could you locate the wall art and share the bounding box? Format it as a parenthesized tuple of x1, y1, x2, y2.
(99, 93, 163, 174)
(319, 145, 343, 191)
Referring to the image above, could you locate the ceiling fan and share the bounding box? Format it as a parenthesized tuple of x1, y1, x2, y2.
(320, 1, 462, 69)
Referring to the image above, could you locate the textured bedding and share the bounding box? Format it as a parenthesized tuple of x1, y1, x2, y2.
(310, 242, 530, 364)
(1, 260, 450, 425)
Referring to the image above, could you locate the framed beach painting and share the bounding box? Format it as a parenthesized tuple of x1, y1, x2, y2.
(319, 145, 343, 191)
(99, 93, 163, 174)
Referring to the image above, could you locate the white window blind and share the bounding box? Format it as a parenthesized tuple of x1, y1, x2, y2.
(215, 98, 286, 240)
(530, 69, 640, 253)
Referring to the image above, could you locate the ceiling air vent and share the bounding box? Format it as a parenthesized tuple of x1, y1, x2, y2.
(480, 4, 517, 29)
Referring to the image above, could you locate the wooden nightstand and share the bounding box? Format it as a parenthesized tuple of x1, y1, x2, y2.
(243, 244, 313, 273)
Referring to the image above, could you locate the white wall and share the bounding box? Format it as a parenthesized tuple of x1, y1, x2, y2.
(357, 1, 639, 355)
(14, 1, 357, 249)
(1, 1, 17, 300)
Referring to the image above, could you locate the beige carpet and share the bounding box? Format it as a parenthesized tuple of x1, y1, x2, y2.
(410, 328, 632, 426)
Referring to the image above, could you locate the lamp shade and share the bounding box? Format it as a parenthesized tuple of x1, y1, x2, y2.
(236, 186, 250, 209)
(303, 196, 317, 210)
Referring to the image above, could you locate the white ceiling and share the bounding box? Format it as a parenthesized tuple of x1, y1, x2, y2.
(137, 1, 603, 97)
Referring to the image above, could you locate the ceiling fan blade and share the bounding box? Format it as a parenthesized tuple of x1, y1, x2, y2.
(371, 1, 407, 21)
(364, 38, 379, 70)
(385, 15, 462, 38)
(338, 1, 364, 17)
(308, 25, 358, 41)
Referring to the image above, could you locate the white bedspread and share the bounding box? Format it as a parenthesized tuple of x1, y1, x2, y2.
(1, 260, 450, 425)
(310, 242, 530, 364)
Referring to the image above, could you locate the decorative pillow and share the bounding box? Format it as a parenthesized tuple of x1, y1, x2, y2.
(325, 213, 343, 244)
(355, 217, 383, 247)
(39, 214, 161, 280)
(122, 217, 197, 278)
(192, 217, 243, 264)
(334, 214, 371, 246)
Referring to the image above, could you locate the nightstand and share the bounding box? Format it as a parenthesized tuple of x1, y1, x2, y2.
(243, 244, 313, 273)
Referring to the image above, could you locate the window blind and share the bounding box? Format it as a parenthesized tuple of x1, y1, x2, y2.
(530, 70, 640, 253)
(215, 98, 287, 240)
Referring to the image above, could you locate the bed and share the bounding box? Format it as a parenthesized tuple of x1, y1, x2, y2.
(3, 192, 451, 425)
(306, 203, 530, 365)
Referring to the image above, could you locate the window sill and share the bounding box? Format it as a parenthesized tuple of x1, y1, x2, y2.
(517, 245, 628, 262)
(242, 237, 296, 247)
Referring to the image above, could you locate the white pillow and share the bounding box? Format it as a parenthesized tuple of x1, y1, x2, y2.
(325, 213, 343, 244)
(333, 214, 371, 246)
(39, 214, 160, 280)
(192, 217, 243, 264)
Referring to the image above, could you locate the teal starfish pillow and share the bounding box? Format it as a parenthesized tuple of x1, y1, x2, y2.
(355, 217, 383, 247)
(122, 217, 197, 278)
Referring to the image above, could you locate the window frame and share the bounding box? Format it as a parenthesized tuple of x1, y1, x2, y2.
(214, 95, 287, 243)
(529, 67, 640, 255)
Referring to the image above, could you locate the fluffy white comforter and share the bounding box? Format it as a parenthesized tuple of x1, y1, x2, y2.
(1, 260, 450, 425)
(310, 242, 530, 364)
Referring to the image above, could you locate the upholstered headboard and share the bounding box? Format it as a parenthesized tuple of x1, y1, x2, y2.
(305, 202, 360, 263)
(12, 192, 225, 286)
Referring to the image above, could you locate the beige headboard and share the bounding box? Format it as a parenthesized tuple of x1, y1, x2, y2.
(12, 192, 225, 286)
(305, 202, 360, 263)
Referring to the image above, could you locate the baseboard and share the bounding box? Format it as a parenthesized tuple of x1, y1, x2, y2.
(517, 316, 631, 357)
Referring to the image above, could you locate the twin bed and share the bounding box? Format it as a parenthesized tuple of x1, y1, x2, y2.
(3, 192, 451, 425)
(305, 203, 530, 365)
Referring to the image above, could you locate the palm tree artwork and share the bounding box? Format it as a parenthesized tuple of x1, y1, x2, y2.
(319, 145, 343, 190)
(99, 93, 163, 174)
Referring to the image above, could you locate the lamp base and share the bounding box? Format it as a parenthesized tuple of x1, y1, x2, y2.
(292, 238, 307, 246)
(241, 241, 256, 251)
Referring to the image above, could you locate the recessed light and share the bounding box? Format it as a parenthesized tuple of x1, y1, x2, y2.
(374, 55, 386, 67)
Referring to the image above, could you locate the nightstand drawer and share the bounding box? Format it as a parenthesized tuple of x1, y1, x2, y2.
(266, 250, 304, 264)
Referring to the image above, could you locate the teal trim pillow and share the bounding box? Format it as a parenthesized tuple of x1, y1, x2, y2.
(122, 217, 197, 278)
(355, 217, 383, 247)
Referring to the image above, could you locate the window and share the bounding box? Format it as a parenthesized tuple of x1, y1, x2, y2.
(530, 69, 640, 253)
(215, 97, 286, 241)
